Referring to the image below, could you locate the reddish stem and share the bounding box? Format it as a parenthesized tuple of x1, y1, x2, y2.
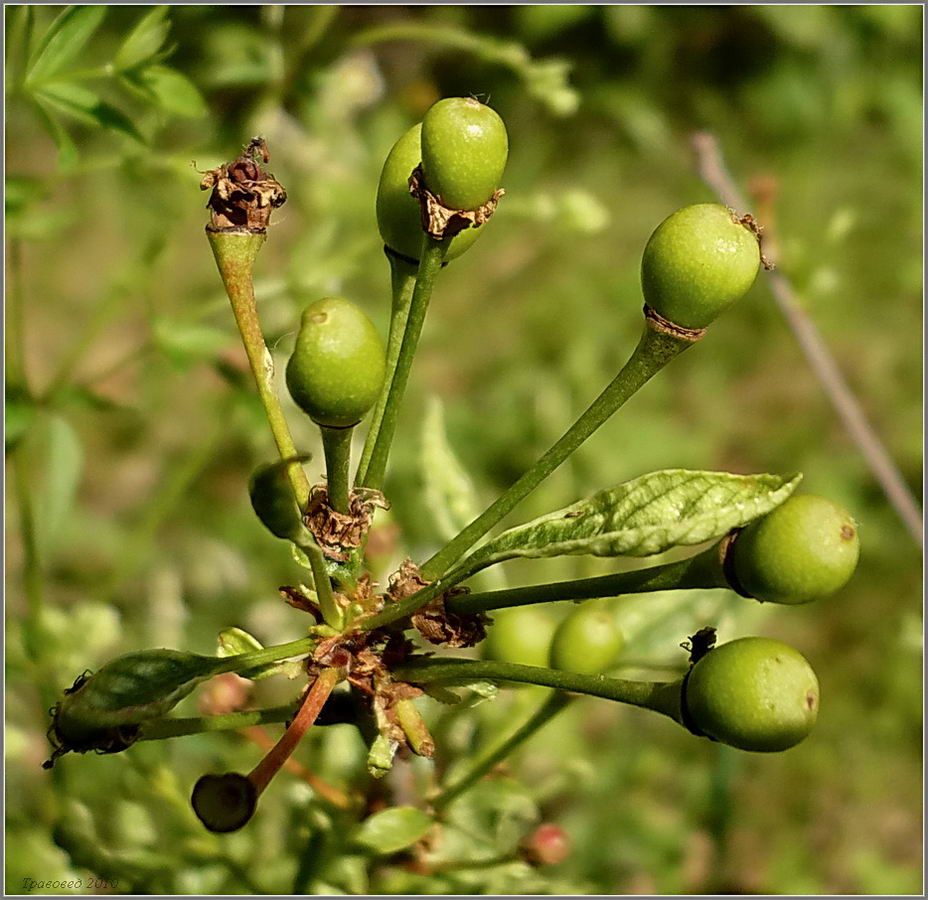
(247, 668, 340, 796)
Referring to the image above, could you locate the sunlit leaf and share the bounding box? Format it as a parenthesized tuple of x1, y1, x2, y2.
(27, 6, 107, 84)
(451, 470, 802, 580)
(351, 807, 433, 855)
(217, 626, 285, 681)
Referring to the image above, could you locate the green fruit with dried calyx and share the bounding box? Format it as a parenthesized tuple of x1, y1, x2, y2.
(549, 602, 625, 675)
(47, 650, 222, 764)
(483, 606, 556, 668)
(286, 297, 386, 429)
(376, 123, 482, 262)
(684, 637, 819, 752)
(641, 202, 761, 329)
(421, 97, 509, 211)
(730, 494, 860, 605)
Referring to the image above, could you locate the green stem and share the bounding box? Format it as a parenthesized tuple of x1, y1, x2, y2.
(446, 543, 728, 616)
(215, 636, 317, 675)
(208, 230, 310, 510)
(432, 691, 570, 812)
(138, 704, 299, 741)
(357, 235, 447, 491)
(296, 537, 345, 630)
(394, 657, 684, 723)
(320, 425, 353, 514)
(420, 320, 696, 580)
(356, 251, 417, 486)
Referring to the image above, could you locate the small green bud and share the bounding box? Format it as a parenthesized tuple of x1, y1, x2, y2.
(248, 460, 304, 540)
(549, 602, 624, 675)
(731, 494, 860, 605)
(684, 637, 819, 752)
(641, 203, 761, 328)
(286, 297, 386, 428)
(421, 97, 509, 211)
(482, 606, 556, 668)
(376, 123, 482, 262)
(191, 773, 257, 833)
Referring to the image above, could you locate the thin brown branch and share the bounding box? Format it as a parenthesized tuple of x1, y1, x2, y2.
(690, 131, 922, 548)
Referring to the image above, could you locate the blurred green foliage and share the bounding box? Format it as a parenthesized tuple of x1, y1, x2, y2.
(5, 5, 922, 895)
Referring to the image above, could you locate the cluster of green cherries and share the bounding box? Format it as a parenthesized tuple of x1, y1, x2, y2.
(260, 97, 859, 755)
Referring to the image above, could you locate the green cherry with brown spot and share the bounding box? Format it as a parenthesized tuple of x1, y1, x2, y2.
(730, 494, 860, 605)
(641, 203, 761, 328)
(684, 636, 819, 752)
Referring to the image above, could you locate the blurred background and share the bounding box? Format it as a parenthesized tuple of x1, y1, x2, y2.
(5, 5, 922, 894)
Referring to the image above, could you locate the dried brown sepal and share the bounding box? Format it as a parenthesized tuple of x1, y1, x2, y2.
(408, 164, 504, 240)
(643, 304, 708, 342)
(279, 585, 323, 618)
(387, 558, 432, 601)
(411, 591, 488, 649)
(201, 137, 287, 233)
(304, 484, 388, 561)
(729, 208, 776, 271)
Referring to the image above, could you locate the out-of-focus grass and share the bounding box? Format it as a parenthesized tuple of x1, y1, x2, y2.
(6, 5, 922, 895)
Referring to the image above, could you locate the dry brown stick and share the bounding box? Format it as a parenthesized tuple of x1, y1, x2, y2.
(690, 131, 922, 548)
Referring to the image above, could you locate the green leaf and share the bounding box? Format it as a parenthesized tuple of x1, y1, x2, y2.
(134, 65, 207, 118)
(153, 318, 230, 368)
(34, 82, 145, 142)
(27, 6, 107, 84)
(421, 396, 481, 542)
(351, 807, 433, 855)
(114, 6, 170, 70)
(31, 96, 79, 170)
(33, 414, 84, 565)
(216, 627, 285, 681)
(5, 389, 36, 452)
(452, 470, 802, 580)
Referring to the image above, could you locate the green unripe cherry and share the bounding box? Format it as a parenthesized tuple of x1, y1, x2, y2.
(731, 494, 860, 605)
(685, 637, 819, 752)
(376, 123, 482, 262)
(248, 460, 303, 541)
(421, 97, 509, 211)
(286, 297, 386, 429)
(482, 606, 557, 668)
(549, 602, 625, 675)
(641, 203, 761, 328)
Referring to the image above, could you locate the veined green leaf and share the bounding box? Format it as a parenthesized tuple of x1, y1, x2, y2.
(27, 6, 107, 85)
(114, 6, 170, 71)
(452, 470, 802, 579)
